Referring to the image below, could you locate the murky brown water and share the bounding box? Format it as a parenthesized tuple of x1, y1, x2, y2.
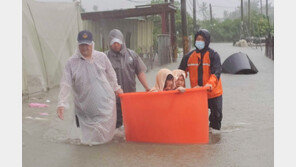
(23, 43, 273, 167)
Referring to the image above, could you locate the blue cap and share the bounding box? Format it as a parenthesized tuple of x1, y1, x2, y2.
(77, 30, 93, 45)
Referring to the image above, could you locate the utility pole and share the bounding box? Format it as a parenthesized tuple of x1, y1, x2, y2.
(170, 0, 177, 62)
(209, 3, 213, 23)
(241, 0, 244, 22)
(181, 0, 189, 55)
(266, 0, 271, 36)
(240, 0, 244, 39)
(248, 0, 251, 34)
(164, 0, 169, 34)
(266, 0, 268, 17)
(260, 0, 263, 15)
(193, 0, 197, 33)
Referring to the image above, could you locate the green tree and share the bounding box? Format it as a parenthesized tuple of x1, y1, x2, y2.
(199, 2, 210, 20)
(197, 0, 273, 42)
(148, 0, 273, 44)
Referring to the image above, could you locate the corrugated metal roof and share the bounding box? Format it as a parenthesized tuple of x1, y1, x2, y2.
(81, 3, 176, 20)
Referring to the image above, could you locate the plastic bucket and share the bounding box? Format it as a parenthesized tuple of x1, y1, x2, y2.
(119, 87, 209, 144)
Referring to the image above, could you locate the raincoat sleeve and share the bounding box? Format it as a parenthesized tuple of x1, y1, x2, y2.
(103, 54, 121, 91)
(206, 51, 222, 88)
(130, 50, 147, 75)
(179, 55, 188, 71)
(57, 61, 73, 109)
(179, 50, 194, 77)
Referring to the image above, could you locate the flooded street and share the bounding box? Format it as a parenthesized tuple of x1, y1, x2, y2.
(23, 43, 273, 167)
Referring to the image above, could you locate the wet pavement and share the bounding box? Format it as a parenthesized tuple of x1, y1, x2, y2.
(23, 43, 273, 167)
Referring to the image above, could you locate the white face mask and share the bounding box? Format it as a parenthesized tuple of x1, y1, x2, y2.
(195, 41, 205, 50)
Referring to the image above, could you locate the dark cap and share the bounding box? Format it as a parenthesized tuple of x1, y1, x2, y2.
(77, 30, 93, 45)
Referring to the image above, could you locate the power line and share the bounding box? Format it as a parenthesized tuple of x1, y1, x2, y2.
(211, 5, 237, 9)
(190, 0, 197, 15)
(189, 0, 193, 7)
(187, 0, 193, 10)
(211, 5, 237, 11)
(186, 0, 194, 14)
(196, 0, 200, 8)
(125, 0, 150, 4)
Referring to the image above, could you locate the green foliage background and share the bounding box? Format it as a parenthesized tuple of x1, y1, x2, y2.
(147, 0, 273, 48)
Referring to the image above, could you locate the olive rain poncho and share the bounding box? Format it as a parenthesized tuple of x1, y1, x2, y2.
(57, 42, 121, 145)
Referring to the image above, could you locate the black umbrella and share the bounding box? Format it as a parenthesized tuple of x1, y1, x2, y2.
(222, 52, 258, 74)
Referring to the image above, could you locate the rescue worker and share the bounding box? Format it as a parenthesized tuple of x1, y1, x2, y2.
(106, 29, 150, 128)
(179, 29, 223, 130)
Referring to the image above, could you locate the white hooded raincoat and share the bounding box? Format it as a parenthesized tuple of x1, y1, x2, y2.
(58, 42, 121, 145)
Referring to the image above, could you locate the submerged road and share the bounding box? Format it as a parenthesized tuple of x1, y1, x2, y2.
(23, 43, 273, 167)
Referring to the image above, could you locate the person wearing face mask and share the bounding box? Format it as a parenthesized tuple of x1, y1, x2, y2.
(178, 29, 223, 131)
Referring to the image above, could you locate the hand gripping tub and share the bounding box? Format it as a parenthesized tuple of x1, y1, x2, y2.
(119, 87, 209, 144)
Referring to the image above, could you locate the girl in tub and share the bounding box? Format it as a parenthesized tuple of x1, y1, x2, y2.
(172, 69, 186, 93)
(150, 68, 185, 92)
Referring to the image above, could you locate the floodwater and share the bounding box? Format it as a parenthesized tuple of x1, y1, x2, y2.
(22, 43, 273, 167)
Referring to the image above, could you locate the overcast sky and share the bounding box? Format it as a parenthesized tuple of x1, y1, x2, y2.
(37, 0, 274, 19)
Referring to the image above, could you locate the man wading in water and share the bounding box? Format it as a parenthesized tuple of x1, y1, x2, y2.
(57, 30, 123, 145)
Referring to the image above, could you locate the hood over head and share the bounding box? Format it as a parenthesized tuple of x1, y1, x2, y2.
(150, 68, 174, 92)
(108, 29, 127, 55)
(172, 69, 186, 88)
(172, 69, 186, 80)
(194, 29, 211, 51)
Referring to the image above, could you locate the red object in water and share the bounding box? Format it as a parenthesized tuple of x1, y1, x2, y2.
(29, 103, 49, 108)
(119, 87, 209, 144)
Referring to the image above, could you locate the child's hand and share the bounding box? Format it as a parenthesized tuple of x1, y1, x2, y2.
(115, 88, 123, 96)
(204, 84, 212, 91)
(177, 87, 186, 93)
(57, 107, 64, 120)
(193, 85, 201, 88)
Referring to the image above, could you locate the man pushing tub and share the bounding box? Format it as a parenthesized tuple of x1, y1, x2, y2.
(56, 30, 123, 145)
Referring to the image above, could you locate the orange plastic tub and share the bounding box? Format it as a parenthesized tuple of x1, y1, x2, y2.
(119, 87, 209, 144)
